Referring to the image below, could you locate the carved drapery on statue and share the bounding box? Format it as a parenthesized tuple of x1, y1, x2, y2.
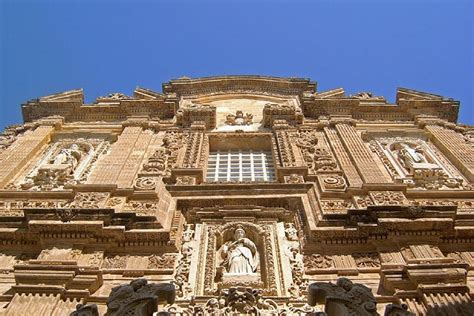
(201, 222, 280, 296)
(219, 226, 259, 275)
(10, 138, 110, 191)
(369, 136, 465, 190)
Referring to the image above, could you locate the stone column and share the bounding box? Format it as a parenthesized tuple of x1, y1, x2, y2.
(335, 123, 392, 185)
(0, 118, 61, 188)
(425, 124, 474, 182)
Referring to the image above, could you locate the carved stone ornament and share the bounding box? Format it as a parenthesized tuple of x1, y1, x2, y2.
(98, 92, 133, 100)
(225, 110, 253, 126)
(147, 254, 175, 270)
(285, 223, 298, 241)
(72, 192, 109, 209)
(369, 137, 464, 190)
(70, 303, 99, 316)
(263, 102, 303, 127)
(175, 175, 196, 185)
(140, 131, 187, 177)
(284, 173, 305, 184)
(55, 208, 78, 222)
(304, 254, 334, 270)
(185, 287, 315, 315)
(174, 236, 194, 298)
(351, 92, 384, 100)
(308, 278, 378, 316)
(123, 200, 159, 216)
(353, 253, 381, 268)
(320, 200, 353, 214)
(319, 174, 346, 191)
(134, 177, 158, 190)
(295, 129, 338, 173)
(104, 279, 175, 316)
(14, 138, 109, 191)
(370, 191, 408, 206)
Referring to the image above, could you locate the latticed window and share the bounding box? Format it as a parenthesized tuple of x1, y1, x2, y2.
(206, 150, 275, 182)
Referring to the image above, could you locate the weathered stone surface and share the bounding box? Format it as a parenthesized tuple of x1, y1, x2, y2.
(0, 76, 472, 315)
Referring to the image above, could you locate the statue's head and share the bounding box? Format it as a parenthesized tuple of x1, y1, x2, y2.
(234, 226, 246, 240)
(70, 143, 80, 150)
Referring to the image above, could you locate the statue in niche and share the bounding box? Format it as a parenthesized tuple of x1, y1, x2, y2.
(50, 143, 83, 170)
(220, 226, 259, 274)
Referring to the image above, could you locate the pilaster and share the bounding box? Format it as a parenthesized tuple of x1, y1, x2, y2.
(425, 124, 474, 182)
(334, 123, 392, 185)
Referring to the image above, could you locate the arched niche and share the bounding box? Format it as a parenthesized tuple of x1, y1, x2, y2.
(201, 222, 279, 296)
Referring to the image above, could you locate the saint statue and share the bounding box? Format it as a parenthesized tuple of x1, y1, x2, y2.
(220, 226, 259, 274)
(51, 144, 82, 169)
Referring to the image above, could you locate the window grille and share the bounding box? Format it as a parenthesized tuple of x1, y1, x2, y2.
(206, 150, 275, 182)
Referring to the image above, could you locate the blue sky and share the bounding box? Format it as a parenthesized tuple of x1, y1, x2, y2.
(1, 0, 472, 131)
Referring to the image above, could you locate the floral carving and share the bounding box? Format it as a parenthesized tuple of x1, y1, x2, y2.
(106, 197, 126, 208)
(287, 246, 305, 298)
(123, 200, 159, 216)
(295, 129, 338, 173)
(72, 192, 109, 209)
(102, 255, 127, 269)
(353, 195, 374, 209)
(304, 254, 334, 270)
(140, 131, 187, 178)
(148, 254, 176, 270)
(353, 253, 380, 268)
(319, 199, 353, 214)
(370, 191, 408, 206)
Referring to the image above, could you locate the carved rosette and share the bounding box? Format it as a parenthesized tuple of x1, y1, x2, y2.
(319, 174, 346, 191)
(134, 177, 157, 190)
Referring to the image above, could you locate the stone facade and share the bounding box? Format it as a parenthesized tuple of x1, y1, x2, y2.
(0, 75, 473, 315)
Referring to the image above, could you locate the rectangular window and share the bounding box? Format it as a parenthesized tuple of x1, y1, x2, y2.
(206, 150, 275, 182)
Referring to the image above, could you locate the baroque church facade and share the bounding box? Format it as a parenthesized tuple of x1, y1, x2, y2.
(0, 76, 473, 315)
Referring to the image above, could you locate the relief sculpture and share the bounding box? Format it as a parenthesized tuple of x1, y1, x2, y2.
(369, 137, 464, 190)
